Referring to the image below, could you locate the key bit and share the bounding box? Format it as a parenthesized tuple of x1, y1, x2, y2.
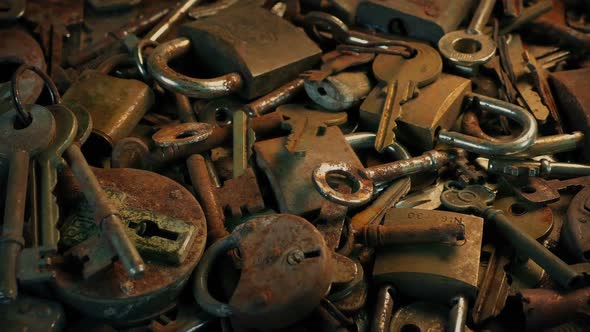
(280, 104, 348, 155)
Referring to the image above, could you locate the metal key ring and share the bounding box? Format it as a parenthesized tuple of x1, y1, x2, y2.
(11, 64, 60, 127)
(134, 39, 159, 81)
(312, 162, 374, 206)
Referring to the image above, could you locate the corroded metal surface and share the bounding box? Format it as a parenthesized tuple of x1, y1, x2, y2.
(54, 167, 206, 323)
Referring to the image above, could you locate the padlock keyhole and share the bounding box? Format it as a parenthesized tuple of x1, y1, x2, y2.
(133, 220, 180, 241)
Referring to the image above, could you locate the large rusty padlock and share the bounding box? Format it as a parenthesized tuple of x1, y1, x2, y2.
(52, 167, 207, 324)
(193, 213, 334, 329)
(147, 5, 321, 100)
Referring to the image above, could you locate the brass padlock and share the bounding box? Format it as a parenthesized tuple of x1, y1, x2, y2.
(373, 208, 483, 302)
(147, 5, 321, 100)
(62, 56, 155, 156)
(360, 73, 471, 150)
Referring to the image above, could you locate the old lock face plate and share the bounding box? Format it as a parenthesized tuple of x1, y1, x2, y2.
(54, 168, 206, 324)
(254, 125, 363, 216)
(229, 214, 333, 329)
(179, 5, 321, 100)
(373, 208, 483, 302)
(493, 196, 554, 241)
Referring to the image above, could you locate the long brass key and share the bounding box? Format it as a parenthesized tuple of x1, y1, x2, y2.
(373, 42, 442, 152)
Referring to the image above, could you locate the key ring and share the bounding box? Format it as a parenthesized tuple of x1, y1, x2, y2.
(11, 64, 60, 127)
(303, 11, 417, 58)
(134, 39, 159, 81)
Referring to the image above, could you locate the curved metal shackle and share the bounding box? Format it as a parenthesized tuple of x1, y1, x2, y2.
(147, 37, 243, 98)
(438, 93, 538, 156)
(193, 234, 238, 317)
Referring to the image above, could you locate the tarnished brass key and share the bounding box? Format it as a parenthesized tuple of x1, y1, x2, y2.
(373, 42, 442, 152)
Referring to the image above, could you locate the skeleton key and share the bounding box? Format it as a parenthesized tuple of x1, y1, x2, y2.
(373, 43, 442, 152)
(60, 112, 146, 278)
(0, 105, 55, 301)
(281, 104, 348, 155)
(36, 105, 77, 254)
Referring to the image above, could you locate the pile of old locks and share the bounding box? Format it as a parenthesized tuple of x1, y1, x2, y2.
(4, 0, 590, 331)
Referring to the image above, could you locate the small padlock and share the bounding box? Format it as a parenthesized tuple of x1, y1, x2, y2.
(62, 55, 155, 156)
(373, 208, 483, 302)
(356, 0, 476, 44)
(147, 5, 321, 100)
(360, 73, 472, 150)
(193, 213, 334, 329)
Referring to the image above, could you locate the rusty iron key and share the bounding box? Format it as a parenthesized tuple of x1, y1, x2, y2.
(61, 114, 146, 278)
(0, 105, 55, 301)
(313, 149, 456, 206)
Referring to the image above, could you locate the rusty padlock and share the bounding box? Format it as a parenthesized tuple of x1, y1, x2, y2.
(52, 167, 206, 324)
(62, 55, 155, 157)
(147, 5, 321, 100)
(193, 213, 334, 329)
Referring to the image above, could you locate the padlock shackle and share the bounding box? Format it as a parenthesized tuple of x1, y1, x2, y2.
(147, 37, 243, 98)
(193, 234, 237, 317)
(438, 93, 537, 156)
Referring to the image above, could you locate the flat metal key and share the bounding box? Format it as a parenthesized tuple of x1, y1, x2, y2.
(0, 106, 55, 301)
(36, 106, 77, 254)
(373, 43, 442, 152)
(59, 104, 145, 278)
(440, 184, 590, 289)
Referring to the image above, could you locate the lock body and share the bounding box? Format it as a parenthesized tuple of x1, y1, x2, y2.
(360, 73, 471, 150)
(54, 168, 206, 324)
(63, 71, 154, 154)
(356, 0, 475, 44)
(179, 5, 321, 99)
(255, 126, 364, 216)
(373, 208, 483, 302)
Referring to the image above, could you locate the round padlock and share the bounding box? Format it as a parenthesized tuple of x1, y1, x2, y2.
(193, 213, 333, 329)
